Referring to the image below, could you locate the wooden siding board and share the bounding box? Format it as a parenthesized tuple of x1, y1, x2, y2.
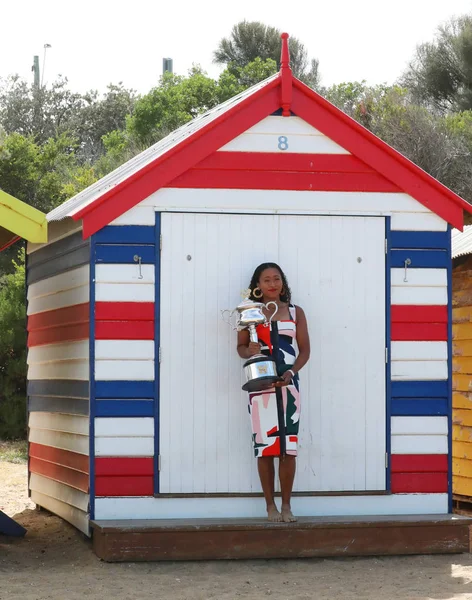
(391, 454, 448, 473)
(27, 244, 90, 285)
(94, 225, 155, 244)
(29, 472, 89, 511)
(95, 302, 154, 321)
(95, 476, 153, 496)
(391, 398, 448, 416)
(95, 245, 155, 264)
(29, 456, 89, 492)
(391, 473, 448, 493)
(95, 457, 154, 476)
(27, 231, 87, 267)
(28, 412, 89, 435)
(95, 381, 154, 399)
(95, 400, 154, 417)
(94, 494, 449, 520)
(28, 395, 89, 416)
(391, 250, 448, 269)
(29, 442, 89, 473)
(391, 305, 448, 323)
(27, 379, 89, 399)
(390, 231, 449, 250)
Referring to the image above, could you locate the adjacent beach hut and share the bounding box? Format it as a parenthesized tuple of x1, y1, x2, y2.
(0, 189, 47, 537)
(26, 35, 472, 560)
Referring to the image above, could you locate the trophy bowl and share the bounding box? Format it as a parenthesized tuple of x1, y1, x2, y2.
(222, 293, 282, 392)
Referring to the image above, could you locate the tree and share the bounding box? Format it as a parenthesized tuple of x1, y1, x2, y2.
(0, 250, 27, 439)
(401, 15, 472, 112)
(214, 21, 320, 88)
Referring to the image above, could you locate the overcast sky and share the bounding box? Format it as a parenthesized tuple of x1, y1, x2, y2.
(2, 0, 472, 95)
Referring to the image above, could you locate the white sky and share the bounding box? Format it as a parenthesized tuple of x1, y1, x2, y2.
(2, 0, 472, 95)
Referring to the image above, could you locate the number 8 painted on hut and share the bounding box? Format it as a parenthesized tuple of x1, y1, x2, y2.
(278, 135, 289, 151)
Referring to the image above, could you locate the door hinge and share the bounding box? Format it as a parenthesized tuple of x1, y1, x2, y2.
(158, 455, 161, 471)
(385, 453, 388, 469)
(385, 347, 388, 364)
(160, 234, 162, 251)
(159, 347, 162, 363)
(385, 238, 388, 254)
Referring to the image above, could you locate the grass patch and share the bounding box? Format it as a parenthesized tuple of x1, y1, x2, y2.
(0, 440, 28, 464)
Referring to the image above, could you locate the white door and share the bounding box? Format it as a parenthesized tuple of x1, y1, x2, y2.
(159, 213, 386, 494)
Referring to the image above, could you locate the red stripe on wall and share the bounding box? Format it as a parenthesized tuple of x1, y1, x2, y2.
(95, 302, 154, 321)
(95, 457, 153, 476)
(194, 152, 374, 173)
(391, 323, 448, 341)
(28, 303, 89, 330)
(391, 454, 448, 473)
(95, 321, 154, 340)
(29, 442, 89, 473)
(166, 169, 401, 193)
(391, 472, 448, 493)
(28, 323, 90, 347)
(29, 456, 89, 492)
(391, 305, 448, 323)
(28, 303, 90, 347)
(95, 476, 153, 496)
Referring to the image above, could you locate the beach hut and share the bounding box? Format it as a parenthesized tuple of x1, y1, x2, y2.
(451, 226, 472, 507)
(26, 35, 472, 560)
(0, 188, 47, 537)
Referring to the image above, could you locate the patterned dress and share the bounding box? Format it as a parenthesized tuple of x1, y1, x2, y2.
(248, 304, 301, 458)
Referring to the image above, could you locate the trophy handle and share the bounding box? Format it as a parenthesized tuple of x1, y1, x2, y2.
(265, 301, 278, 324)
(221, 309, 237, 329)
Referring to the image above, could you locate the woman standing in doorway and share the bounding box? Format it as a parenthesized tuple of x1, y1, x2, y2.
(237, 263, 310, 522)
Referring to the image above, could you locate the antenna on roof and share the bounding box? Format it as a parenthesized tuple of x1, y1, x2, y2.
(280, 33, 292, 117)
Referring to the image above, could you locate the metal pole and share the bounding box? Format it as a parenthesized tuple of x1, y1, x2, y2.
(41, 44, 51, 88)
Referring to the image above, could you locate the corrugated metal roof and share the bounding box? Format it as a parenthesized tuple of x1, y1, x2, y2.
(47, 73, 280, 222)
(452, 225, 472, 258)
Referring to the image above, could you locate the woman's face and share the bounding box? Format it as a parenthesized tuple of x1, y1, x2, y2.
(258, 268, 283, 301)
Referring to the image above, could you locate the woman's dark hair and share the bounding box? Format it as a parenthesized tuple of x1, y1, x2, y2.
(248, 262, 292, 304)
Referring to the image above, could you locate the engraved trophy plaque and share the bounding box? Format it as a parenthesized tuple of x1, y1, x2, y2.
(223, 289, 282, 392)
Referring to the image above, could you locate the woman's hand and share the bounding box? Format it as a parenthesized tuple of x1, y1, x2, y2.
(276, 371, 294, 387)
(247, 342, 262, 357)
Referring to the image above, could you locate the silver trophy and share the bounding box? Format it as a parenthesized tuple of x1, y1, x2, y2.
(223, 290, 281, 392)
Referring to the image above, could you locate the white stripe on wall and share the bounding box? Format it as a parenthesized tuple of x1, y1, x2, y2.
(219, 132, 351, 154)
(95, 264, 154, 284)
(94, 437, 154, 457)
(28, 412, 89, 435)
(28, 428, 89, 455)
(390, 212, 448, 232)
(29, 473, 89, 512)
(28, 265, 89, 300)
(95, 283, 154, 302)
(391, 416, 448, 435)
(391, 360, 448, 381)
(94, 417, 154, 437)
(28, 341, 89, 364)
(27, 360, 89, 381)
(391, 269, 447, 287)
(236, 116, 326, 136)
(94, 360, 154, 381)
(27, 288, 89, 315)
(391, 342, 448, 361)
(95, 340, 154, 361)
(110, 206, 156, 227)
(94, 494, 448, 520)
(391, 287, 448, 305)
(391, 435, 448, 454)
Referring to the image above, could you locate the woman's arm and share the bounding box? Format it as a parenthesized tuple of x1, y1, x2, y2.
(237, 329, 261, 359)
(291, 306, 310, 374)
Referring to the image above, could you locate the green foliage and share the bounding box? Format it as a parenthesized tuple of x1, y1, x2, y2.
(402, 15, 472, 112)
(217, 58, 278, 102)
(0, 250, 27, 440)
(214, 20, 320, 88)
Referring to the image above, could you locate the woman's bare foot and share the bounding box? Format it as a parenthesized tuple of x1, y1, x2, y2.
(267, 504, 283, 522)
(281, 504, 298, 522)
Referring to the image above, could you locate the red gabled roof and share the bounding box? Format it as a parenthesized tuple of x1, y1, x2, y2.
(48, 34, 472, 236)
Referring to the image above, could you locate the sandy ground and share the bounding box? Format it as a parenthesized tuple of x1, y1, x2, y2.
(3, 462, 472, 599)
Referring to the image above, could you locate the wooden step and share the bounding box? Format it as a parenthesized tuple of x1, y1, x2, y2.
(91, 514, 471, 562)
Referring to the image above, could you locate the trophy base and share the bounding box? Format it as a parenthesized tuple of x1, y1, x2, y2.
(242, 355, 281, 392)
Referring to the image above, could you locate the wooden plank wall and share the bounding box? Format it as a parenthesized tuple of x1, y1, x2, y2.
(26, 219, 91, 535)
(452, 255, 472, 498)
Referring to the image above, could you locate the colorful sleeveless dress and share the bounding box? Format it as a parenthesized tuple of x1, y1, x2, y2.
(248, 304, 301, 458)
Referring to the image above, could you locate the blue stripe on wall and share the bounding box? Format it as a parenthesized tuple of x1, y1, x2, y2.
(390, 249, 448, 268)
(95, 381, 155, 398)
(94, 226, 155, 244)
(390, 231, 449, 250)
(95, 245, 155, 264)
(392, 380, 448, 398)
(391, 398, 448, 416)
(95, 400, 154, 417)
